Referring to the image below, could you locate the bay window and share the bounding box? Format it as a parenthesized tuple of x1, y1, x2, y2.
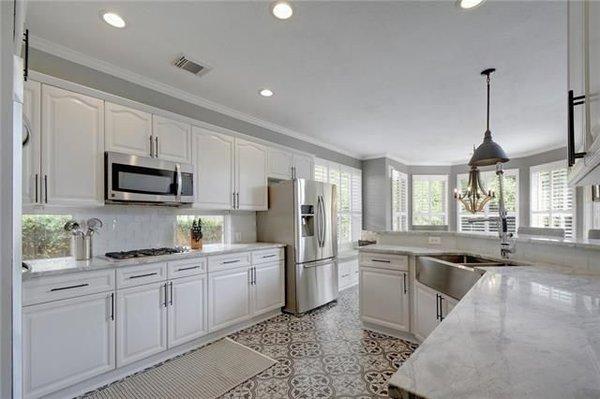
(412, 175, 448, 226)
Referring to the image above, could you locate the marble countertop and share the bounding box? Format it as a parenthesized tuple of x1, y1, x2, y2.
(388, 264, 600, 399)
(23, 243, 285, 280)
(358, 244, 462, 256)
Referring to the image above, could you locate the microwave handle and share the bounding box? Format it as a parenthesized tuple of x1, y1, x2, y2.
(175, 164, 182, 200)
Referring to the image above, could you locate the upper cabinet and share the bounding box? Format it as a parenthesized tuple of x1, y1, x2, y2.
(152, 115, 191, 163)
(105, 102, 152, 157)
(41, 85, 104, 206)
(192, 127, 235, 210)
(22, 80, 41, 207)
(568, 0, 600, 185)
(267, 147, 314, 180)
(236, 139, 268, 210)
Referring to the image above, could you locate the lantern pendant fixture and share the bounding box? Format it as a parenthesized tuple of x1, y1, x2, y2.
(454, 68, 507, 214)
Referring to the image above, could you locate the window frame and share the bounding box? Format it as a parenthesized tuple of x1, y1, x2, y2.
(456, 168, 520, 235)
(391, 167, 408, 231)
(529, 160, 575, 238)
(175, 213, 228, 246)
(411, 174, 448, 226)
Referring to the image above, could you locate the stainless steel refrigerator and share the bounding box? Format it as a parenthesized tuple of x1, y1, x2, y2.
(257, 179, 338, 314)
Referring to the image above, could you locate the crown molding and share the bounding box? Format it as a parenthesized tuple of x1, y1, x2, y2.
(29, 35, 362, 160)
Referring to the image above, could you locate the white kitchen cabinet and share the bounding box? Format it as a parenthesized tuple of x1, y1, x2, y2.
(192, 127, 235, 209)
(235, 138, 268, 210)
(359, 267, 409, 332)
(293, 153, 314, 180)
(413, 281, 457, 341)
(208, 267, 252, 331)
(105, 102, 152, 157)
(339, 258, 359, 291)
(22, 80, 41, 206)
(253, 261, 285, 315)
(152, 115, 191, 163)
(22, 292, 115, 399)
(167, 274, 208, 348)
(116, 282, 167, 367)
(267, 147, 294, 179)
(41, 85, 104, 206)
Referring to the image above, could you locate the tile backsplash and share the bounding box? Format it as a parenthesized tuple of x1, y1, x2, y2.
(25, 205, 257, 258)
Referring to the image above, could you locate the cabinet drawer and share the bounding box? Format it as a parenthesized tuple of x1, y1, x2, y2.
(116, 263, 167, 289)
(208, 252, 251, 272)
(252, 248, 284, 265)
(360, 253, 408, 271)
(23, 270, 115, 306)
(167, 258, 207, 279)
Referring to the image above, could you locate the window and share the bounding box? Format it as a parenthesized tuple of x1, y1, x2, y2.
(391, 168, 408, 231)
(22, 214, 72, 260)
(457, 169, 519, 234)
(530, 161, 574, 238)
(314, 159, 362, 246)
(412, 175, 448, 226)
(175, 215, 225, 247)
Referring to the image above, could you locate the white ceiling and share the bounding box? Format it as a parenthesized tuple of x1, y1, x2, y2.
(26, 1, 567, 164)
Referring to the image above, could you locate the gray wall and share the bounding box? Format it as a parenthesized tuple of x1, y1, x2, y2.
(363, 147, 568, 233)
(29, 48, 361, 169)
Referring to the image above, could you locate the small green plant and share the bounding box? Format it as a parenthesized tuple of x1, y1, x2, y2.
(191, 218, 203, 241)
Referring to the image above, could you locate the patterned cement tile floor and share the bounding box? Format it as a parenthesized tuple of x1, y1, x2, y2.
(221, 285, 418, 399)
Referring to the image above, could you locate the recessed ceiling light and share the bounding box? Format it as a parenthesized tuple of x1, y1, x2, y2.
(457, 0, 485, 9)
(101, 12, 126, 28)
(271, 1, 293, 20)
(259, 89, 274, 97)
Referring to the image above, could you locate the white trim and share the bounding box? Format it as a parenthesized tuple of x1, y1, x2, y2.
(29, 36, 361, 159)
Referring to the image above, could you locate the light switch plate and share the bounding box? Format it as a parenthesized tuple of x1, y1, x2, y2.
(428, 236, 441, 245)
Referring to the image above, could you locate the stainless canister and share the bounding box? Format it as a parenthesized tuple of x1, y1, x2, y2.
(72, 234, 92, 260)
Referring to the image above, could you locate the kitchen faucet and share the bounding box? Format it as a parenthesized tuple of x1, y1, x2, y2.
(467, 163, 515, 259)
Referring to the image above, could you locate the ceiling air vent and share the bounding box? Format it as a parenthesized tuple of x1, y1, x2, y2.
(172, 55, 210, 76)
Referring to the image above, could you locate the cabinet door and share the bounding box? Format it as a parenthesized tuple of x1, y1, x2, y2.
(268, 147, 293, 179)
(253, 261, 284, 315)
(168, 275, 208, 348)
(22, 292, 115, 398)
(359, 267, 409, 332)
(152, 115, 191, 163)
(116, 282, 167, 367)
(41, 85, 104, 206)
(22, 80, 41, 206)
(105, 102, 152, 157)
(587, 1, 600, 143)
(208, 267, 251, 331)
(192, 127, 235, 209)
(235, 138, 267, 210)
(413, 281, 440, 341)
(293, 153, 314, 180)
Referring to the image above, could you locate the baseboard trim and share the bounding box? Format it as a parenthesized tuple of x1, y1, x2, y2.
(361, 321, 419, 344)
(42, 309, 281, 399)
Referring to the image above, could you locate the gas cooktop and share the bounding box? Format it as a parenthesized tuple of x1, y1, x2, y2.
(105, 247, 187, 260)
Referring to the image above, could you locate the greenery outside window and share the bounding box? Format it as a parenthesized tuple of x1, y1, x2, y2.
(175, 215, 225, 247)
(412, 175, 448, 226)
(22, 215, 72, 260)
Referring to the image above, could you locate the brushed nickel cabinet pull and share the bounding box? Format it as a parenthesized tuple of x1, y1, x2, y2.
(110, 293, 115, 321)
(177, 265, 200, 272)
(128, 272, 158, 279)
(371, 259, 391, 263)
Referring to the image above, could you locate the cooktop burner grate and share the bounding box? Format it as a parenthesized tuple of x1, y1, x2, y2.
(105, 247, 187, 260)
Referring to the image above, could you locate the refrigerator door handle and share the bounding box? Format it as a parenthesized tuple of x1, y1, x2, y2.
(316, 196, 324, 247)
(320, 195, 327, 249)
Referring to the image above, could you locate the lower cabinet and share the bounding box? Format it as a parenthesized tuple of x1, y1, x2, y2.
(208, 267, 252, 331)
(22, 292, 115, 399)
(359, 267, 410, 332)
(253, 261, 285, 314)
(413, 281, 457, 341)
(116, 281, 167, 367)
(339, 258, 359, 290)
(167, 274, 208, 347)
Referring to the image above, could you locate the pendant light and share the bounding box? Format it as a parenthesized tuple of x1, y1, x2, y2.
(454, 68, 509, 214)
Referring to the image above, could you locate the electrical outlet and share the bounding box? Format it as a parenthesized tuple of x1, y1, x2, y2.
(428, 236, 441, 245)
(235, 232, 242, 242)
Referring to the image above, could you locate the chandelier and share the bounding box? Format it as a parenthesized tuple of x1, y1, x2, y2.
(454, 68, 507, 214)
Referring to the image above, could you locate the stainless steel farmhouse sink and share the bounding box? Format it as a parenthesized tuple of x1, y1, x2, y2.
(416, 254, 526, 300)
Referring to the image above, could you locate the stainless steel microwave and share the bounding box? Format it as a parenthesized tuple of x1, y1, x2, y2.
(105, 152, 194, 205)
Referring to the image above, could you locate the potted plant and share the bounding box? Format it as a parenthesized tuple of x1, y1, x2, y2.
(190, 218, 203, 250)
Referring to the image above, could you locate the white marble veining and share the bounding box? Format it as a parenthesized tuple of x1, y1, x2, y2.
(359, 244, 461, 256)
(389, 264, 600, 399)
(23, 243, 284, 280)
